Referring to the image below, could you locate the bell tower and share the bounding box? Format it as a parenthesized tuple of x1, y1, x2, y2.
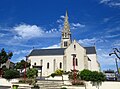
(61, 11, 71, 48)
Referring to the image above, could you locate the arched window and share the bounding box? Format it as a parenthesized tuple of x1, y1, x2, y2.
(60, 62, 62, 69)
(74, 45, 76, 49)
(34, 62, 36, 65)
(47, 62, 49, 69)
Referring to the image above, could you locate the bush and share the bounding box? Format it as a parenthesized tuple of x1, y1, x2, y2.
(51, 73, 56, 77)
(2, 69, 20, 79)
(27, 68, 38, 78)
(55, 69, 63, 76)
(50, 69, 63, 77)
(79, 69, 106, 86)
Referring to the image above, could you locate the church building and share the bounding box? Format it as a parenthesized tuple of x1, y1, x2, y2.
(27, 11, 100, 77)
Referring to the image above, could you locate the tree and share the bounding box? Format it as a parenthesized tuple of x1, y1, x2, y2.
(26, 68, 38, 78)
(2, 69, 20, 79)
(0, 48, 13, 77)
(15, 60, 30, 69)
(0, 48, 13, 67)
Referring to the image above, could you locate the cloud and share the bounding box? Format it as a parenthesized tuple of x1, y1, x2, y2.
(13, 24, 44, 39)
(105, 34, 120, 38)
(60, 15, 65, 19)
(100, 0, 120, 7)
(0, 33, 5, 37)
(78, 38, 98, 46)
(42, 43, 60, 49)
(14, 49, 32, 55)
(71, 23, 85, 30)
(97, 48, 117, 70)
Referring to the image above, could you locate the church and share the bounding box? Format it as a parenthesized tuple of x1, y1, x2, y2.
(27, 11, 100, 77)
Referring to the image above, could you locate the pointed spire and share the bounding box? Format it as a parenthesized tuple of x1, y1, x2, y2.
(65, 10, 68, 21)
(64, 10, 70, 31)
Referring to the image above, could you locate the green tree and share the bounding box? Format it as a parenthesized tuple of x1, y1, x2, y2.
(26, 68, 38, 78)
(0, 48, 13, 67)
(15, 60, 30, 69)
(2, 69, 20, 79)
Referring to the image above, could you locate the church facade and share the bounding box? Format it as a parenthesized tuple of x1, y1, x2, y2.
(27, 12, 100, 77)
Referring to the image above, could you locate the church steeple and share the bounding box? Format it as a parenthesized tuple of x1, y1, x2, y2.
(61, 11, 71, 48)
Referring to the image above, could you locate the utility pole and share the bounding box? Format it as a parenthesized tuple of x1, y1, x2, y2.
(115, 58, 119, 74)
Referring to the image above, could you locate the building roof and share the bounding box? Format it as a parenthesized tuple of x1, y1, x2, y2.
(29, 48, 65, 56)
(29, 46, 96, 56)
(84, 47, 96, 54)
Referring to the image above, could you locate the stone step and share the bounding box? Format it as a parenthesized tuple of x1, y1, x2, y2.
(37, 80, 63, 83)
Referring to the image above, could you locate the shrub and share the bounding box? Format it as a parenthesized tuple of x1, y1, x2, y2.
(55, 69, 63, 76)
(2, 69, 20, 79)
(51, 73, 56, 77)
(50, 69, 63, 77)
(27, 68, 38, 78)
(79, 69, 106, 87)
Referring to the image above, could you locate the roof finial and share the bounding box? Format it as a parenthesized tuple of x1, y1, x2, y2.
(65, 10, 68, 22)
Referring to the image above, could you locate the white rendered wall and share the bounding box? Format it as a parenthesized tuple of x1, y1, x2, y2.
(87, 54, 100, 71)
(28, 55, 64, 76)
(65, 40, 87, 72)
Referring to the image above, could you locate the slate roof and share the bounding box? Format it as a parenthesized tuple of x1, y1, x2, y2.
(84, 47, 96, 54)
(29, 48, 65, 56)
(29, 47, 96, 56)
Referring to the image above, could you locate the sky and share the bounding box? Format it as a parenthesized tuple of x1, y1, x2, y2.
(0, 0, 120, 71)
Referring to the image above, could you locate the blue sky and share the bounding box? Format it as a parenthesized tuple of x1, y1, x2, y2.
(0, 0, 120, 71)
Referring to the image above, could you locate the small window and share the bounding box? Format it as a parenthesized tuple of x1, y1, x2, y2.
(74, 45, 76, 49)
(47, 62, 49, 69)
(65, 33, 67, 37)
(60, 62, 62, 68)
(64, 41, 67, 47)
(76, 58, 78, 66)
(34, 62, 36, 65)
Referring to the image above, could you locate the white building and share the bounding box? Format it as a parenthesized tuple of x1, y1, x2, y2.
(27, 11, 100, 77)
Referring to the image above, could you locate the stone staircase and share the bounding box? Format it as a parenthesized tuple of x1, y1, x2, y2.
(36, 80, 64, 89)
